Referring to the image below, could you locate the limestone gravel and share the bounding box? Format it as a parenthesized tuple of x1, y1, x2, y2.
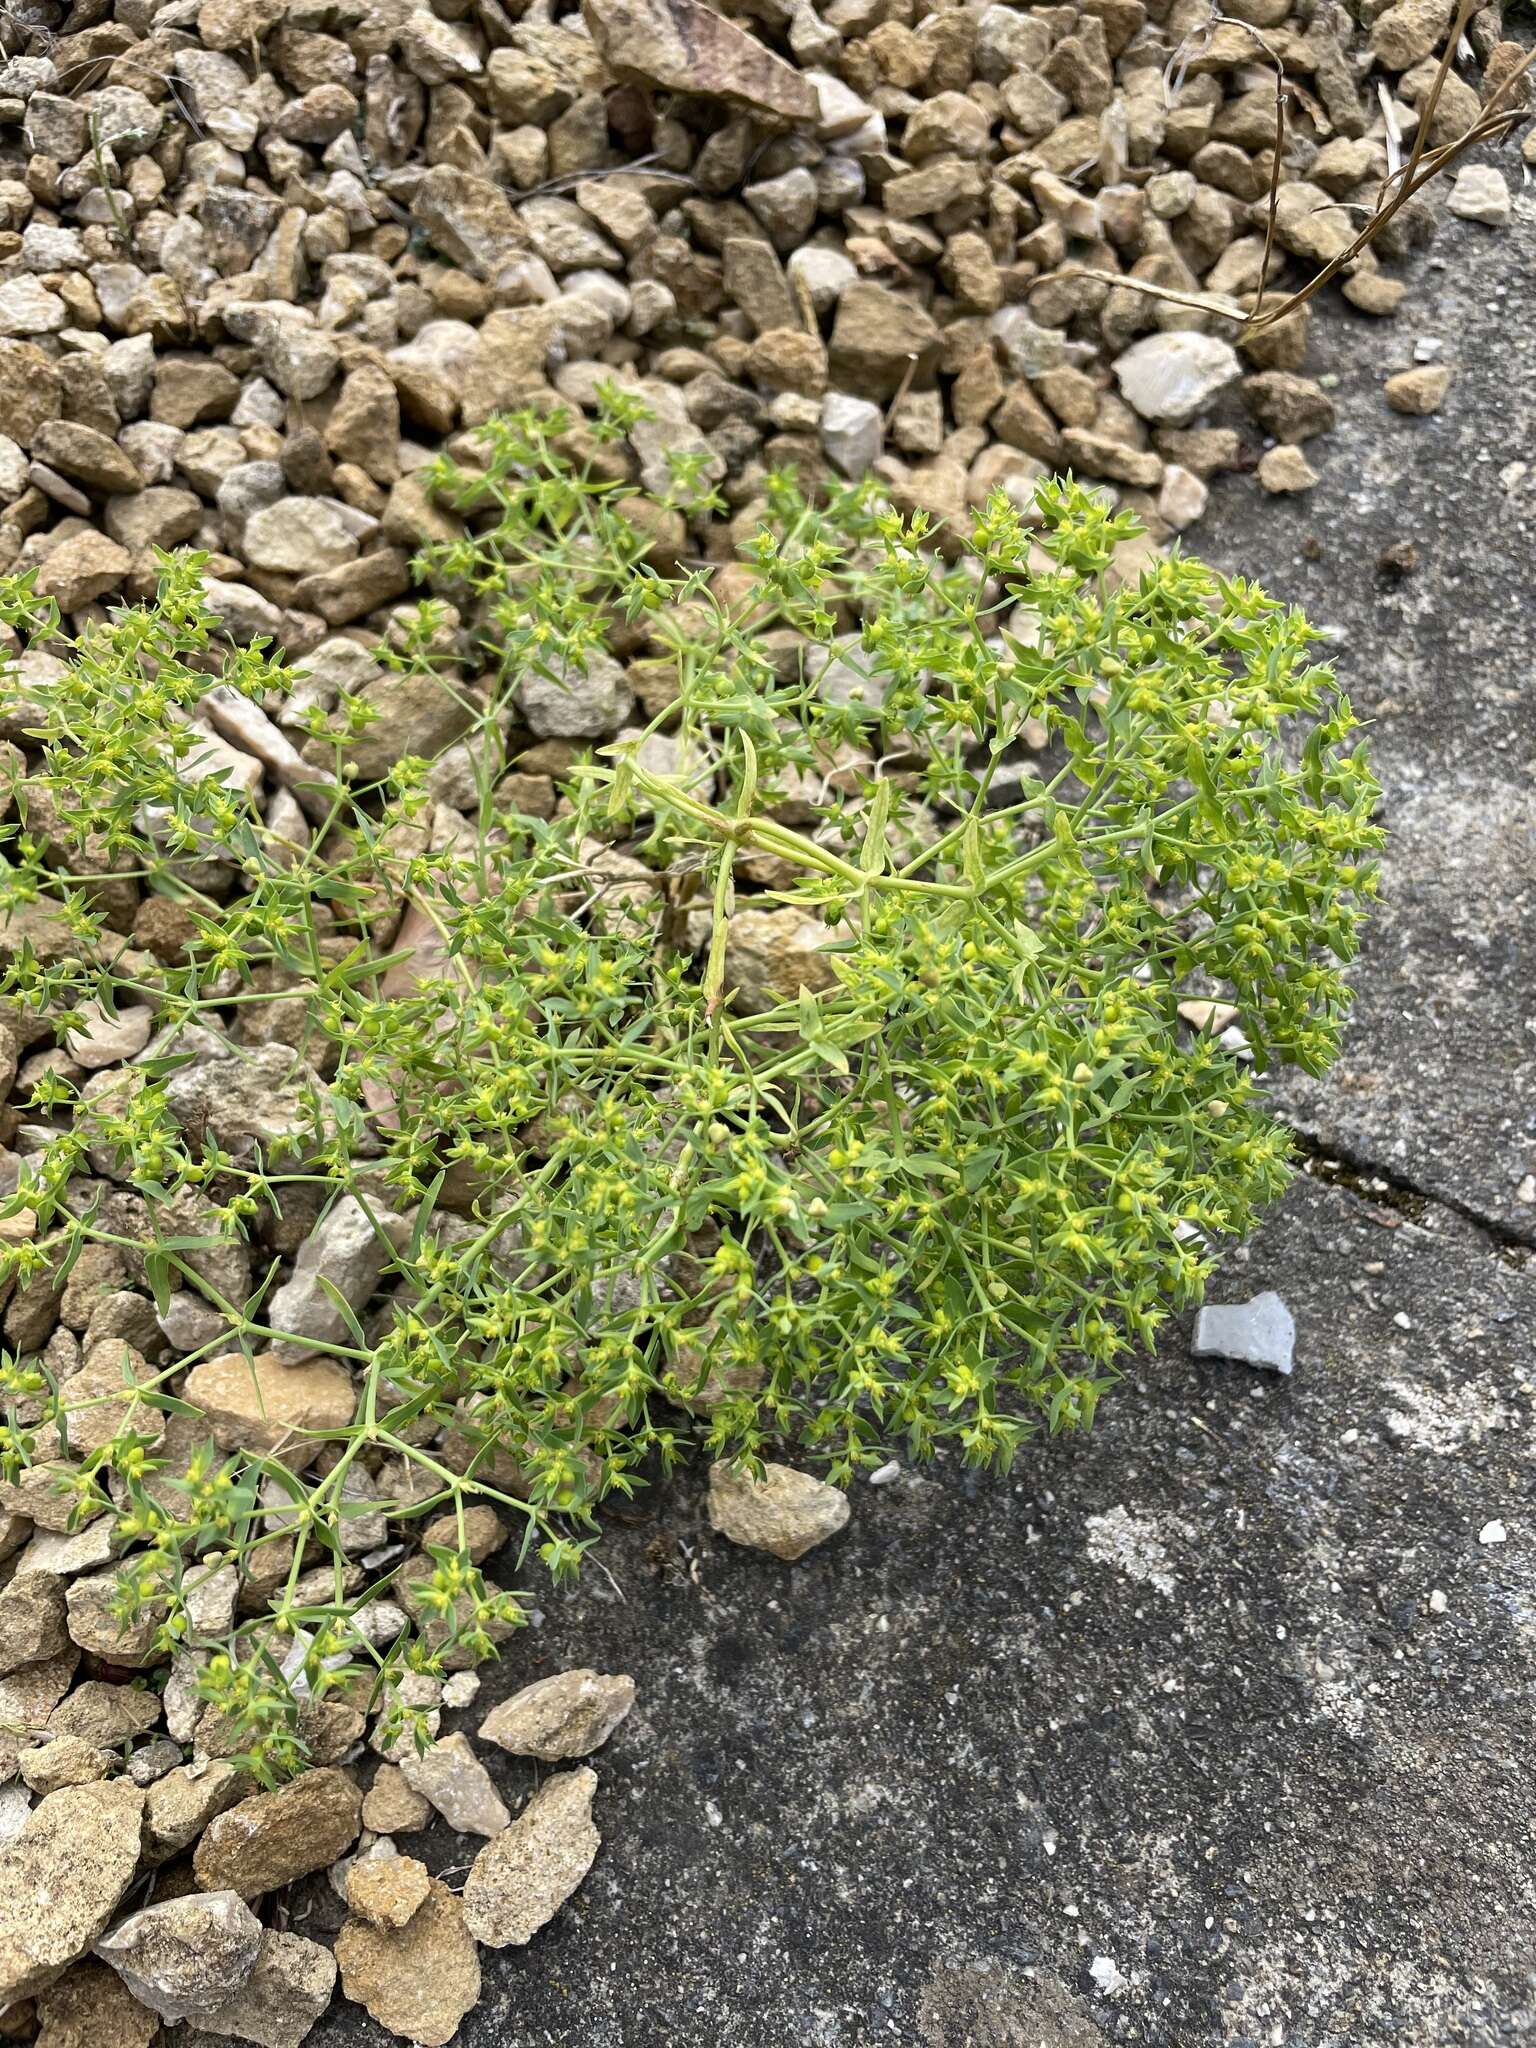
(480, 1668, 637, 1761)
(1385, 364, 1454, 414)
(33, 1958, 160, 2048)
(345, 1852, 433, 1930)
(334, 1878, 481, 2048)
(192, 1767, 363, 1898)
(186, 1929, 339, 2048)
(18, 1734, 111, 1794)
(398, 1732, 511, 1836)
(142, 1759, 245, 1864)
(708, 1460, 852, 1561)
(360, 1763, 434, 1836)
(1448, 164, 1513, 225)
(0, 1781, 144, 2006)
(462, 1766, 602, 1948)
(94, 1890, 263, 2022)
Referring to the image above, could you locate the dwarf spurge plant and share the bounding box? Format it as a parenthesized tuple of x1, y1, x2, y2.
(0, 397, 1380, 1774)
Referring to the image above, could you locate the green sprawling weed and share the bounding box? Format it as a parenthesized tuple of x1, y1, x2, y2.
(0, 401, 1381, 1774)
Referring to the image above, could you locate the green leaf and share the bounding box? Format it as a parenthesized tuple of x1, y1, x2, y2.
(859, 777, 892, 877)
(961, 1147, 1002, 1193)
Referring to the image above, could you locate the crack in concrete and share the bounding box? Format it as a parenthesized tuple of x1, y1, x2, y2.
(1291, 1128, 1535, 1262)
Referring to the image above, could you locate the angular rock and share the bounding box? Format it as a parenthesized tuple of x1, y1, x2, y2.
(33, 1958, 159, 2048)
(724, 905, 839, 1012)
(1191, 1291, 1296, 1374)
(63, 1001, 154, 1068)
(1158, 462, 1210, 529)
(192, 1766, 363, 1898)
(242, 498, 359, 576)
(360, 1764, 433, 1835)
(414, 165, 528, 283)
(339, 668, 479, 781)
(94, 1890, 263, 2022)
(0, 276, 66, 338)
(334, 1878, 481, 2048)
(1271, 181, 1354, 264)
(152, 355, 242, 430)
(162, 1044, 328, 1159)
(1243, 371, 1337, 442)
(989, 308, 1076, 379)
(521, 195, 622, 274)
(723, 237, 796, 334)
(520, 649, 634, 739)
(744, 167, 818, 242)
(388, 321, 481, 434)
(1059, 429, 1164, 489)
(0, 1648, 79, 1781)
(1384, 363, 1453, 415)
(1370, 0, 1455, 70)
(0, 1781, 144, 2006)
(820, 391, 883, 476)
(323, 363, 401, 485)
(480, 1669, 637, 1761)
(0, 1567, 68, 1675)
(0, 341, 63, 447)
(35, 532, 134, 610)
(462, 1767, 601, 1948)
(788, 247, 856, 315)
(267, 1195, 410, 1362)
(398, 1731, 510, 1836)
(1447, 164, 1511, 226)
(746, 326, 828, 399)
(65, 1569, 163, 1668)
(291, 548, 412, 629)
(583, 0, 815, 123)
(180, 1351, 355, 1467)
(805, 66, 881, 139)
(829, 283, 940, 401)
(189, 1929, 338, 2048)
(90, 86, 162, 156)
(627, 380, 726, 499)
(1113, 332, 1243, 425)
(126, 1739, 184, 1787)
(32, 423, 143, 496)
(18, 1733, 111, 1794)
(142, 1759, 246, 1863)
(56, 1338, 163, 1461)
(0, 1785, 28, 1847)
(48, 1681, 162, 1748)
(200, 689, 336, 821)
(346, 1852, 432, 1929)
(1256, 442, 1319, 492)
(201, 579, 288, 645)
(708, 1460, 851, 1561)
(222, 306, 338, 403)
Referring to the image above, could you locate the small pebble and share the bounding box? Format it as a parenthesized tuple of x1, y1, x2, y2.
(1256, 444, 1318, 494)
(1384, 365, 1452, 416)
(1447, 164, 1512, 226)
